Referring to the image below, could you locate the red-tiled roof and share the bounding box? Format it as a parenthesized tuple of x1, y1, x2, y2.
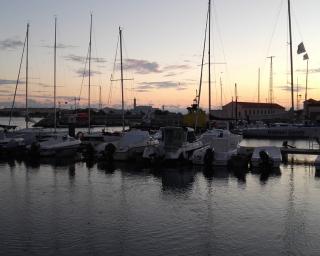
(225, 101, 285, 109)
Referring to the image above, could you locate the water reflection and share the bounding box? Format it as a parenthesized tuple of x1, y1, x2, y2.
(97, 160, 116, 174)
(160, 167, 195, 193)
(0, 157, 320, 255)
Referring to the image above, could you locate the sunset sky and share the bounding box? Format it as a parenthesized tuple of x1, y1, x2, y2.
(0, 0, 319, 112)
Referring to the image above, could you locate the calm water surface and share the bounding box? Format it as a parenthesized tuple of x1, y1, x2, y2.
(0, 158, 320, 256)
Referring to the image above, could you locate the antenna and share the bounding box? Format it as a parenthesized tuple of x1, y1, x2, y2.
(258, 67, 260, 103)
(220, 72, 223, 109)
(267, 56, 275, 104)
(99, 85, 102, 109)
(296, 77, 299, 110)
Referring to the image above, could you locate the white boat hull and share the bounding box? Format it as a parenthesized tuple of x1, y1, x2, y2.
(40, 143, 80, 157)
(113, 145, 146, 161)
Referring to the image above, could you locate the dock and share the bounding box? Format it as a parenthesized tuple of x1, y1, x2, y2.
(239, 146, 320, 156)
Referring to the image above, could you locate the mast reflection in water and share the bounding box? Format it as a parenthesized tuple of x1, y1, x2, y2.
(0, 158, 320, 256)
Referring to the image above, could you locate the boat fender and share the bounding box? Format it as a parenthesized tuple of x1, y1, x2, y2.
(204, 149, 214, 166)
(85, 143, 95, 156)
(105, 144, 116, 161)
(29, 142, 40, 156)
(178, 153, 185, 162)
(259, 150, 270, 166)
(76, 131, 84, 140)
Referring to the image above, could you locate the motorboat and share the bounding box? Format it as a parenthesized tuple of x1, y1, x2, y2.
(29, 134, 81, 157)
(192, 129, 242, 166)
(100, 129, 154, 161)
(143, 127, 206, 162)
(0, 131, 25, 156)
(79, 130, 122, 156)
(251, 146, 282, 168)
(314, 155, 320, 171)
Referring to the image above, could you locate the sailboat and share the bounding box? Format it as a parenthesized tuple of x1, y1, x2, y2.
(36, 17, 81, 157)
(80, 16, 122, 157)
(190, 0, 242, 166)
(0, 23, 31, 154)
(3, 23, 60, 148)
(96, 27, 154, 161)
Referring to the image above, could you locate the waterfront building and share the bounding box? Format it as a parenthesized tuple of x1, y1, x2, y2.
(303, 99, 320, 121)
(211, 101, 286, 121)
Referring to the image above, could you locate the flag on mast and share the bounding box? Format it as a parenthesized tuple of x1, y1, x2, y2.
(297, 42, 306, 54)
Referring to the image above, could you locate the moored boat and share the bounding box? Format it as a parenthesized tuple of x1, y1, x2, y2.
(251, 146, 282, 168)
(192, 129, 242, 166)
(143, 126, 207, 163)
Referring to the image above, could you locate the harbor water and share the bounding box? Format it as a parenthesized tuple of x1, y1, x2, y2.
(0, 118, 320, 255)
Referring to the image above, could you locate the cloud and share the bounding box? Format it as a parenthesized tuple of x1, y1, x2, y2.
(296, 68, 320, 74)
(0, 98, 80, 108)
(41, 43, 77, 49)
(31, 90, 48, 94)
(0, 38, 23, 50)
(0, 89, 12, 93)
(163, 72, 178, 77)
(65, 54, 107, 63)
(277, 85, 315, 92)
(37, 82, 64, 88)
(123, 59, 162, 74)
(75, 69, 102, 77)
(162, 64, 191, 71)
(136, 81, 188, 92)
(0, 79, 25, 85)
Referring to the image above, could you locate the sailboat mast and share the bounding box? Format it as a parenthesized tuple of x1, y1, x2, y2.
(194, 6, 209, 130)
(208, 0, 212, 115)
(26, 23, 29, 129)
(9, 27, 27, 126)
(88, 14, 92, 133)
(305, 59, 309, 101)
(288, 0, 294, 112)
(119, 27, 125, 132)
(54, 17, 57, 133)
